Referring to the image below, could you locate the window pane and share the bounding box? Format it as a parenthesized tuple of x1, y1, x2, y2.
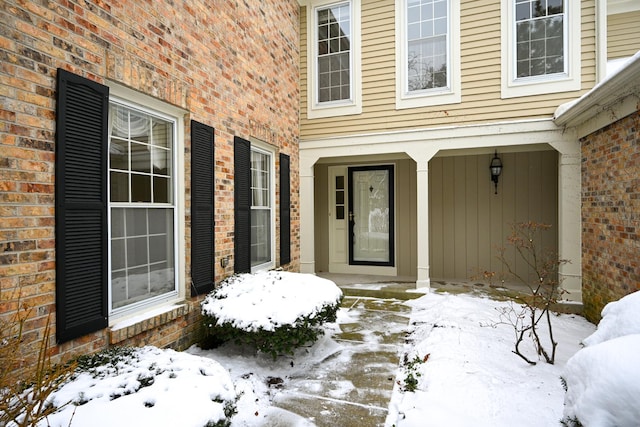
(125, 208, 148, 236)
(131, 174, 151, 202)
(149, 235, 169, 263)
(127, 266, 149, 299)
(129, 110, 150, 143)
(111, 208, 125, 237)
(111, 239, 126, 270)
(148, 208, 172, 234)
(110, 171, 129, 202)
(111, 207, 175, 311)
(153, 176, 170, 203)
(251, 209, 271, 267)
(126, 237, 148, 267)
(131, 142, 151, 173)
(152, 118, 171, 148)
(110, 138, 129, 171)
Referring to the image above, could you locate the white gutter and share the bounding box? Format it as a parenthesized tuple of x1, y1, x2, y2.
(553, 51, 640, 127)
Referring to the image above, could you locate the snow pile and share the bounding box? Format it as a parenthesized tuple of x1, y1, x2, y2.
(41, 346, 237, 427)
(201, 270, 343, 332)
(562, 291, 640, 426)
(581, 290, 640, 347)
(386, 292, 594, 427)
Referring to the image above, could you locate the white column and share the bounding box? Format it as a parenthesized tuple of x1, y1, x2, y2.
(415, 158, 431, 290)
(558, 151, 582, 302)
(407, 147, 438, 290)
(299, 154, 317, 274)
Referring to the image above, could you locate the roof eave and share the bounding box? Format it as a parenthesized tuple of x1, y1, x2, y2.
(553, 52, 640, 127)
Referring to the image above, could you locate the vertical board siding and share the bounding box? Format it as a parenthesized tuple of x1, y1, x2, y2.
(300, 0, 597, 139)
(428, 151, 558, 281)
(608, 12, 640, 60)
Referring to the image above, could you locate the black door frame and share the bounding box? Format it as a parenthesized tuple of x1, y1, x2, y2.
(347, 164, 395, 267)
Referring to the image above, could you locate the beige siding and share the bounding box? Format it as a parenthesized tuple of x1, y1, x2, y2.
(300, 0, 596, 139)
(429, 151, 558, 281)
(608, 12, 640, 60)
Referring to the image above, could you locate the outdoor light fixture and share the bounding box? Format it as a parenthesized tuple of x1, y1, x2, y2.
(489, 150, 503, 195)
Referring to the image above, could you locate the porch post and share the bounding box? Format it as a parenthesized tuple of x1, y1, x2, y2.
(415, 159, 430, 289)
(299, 154, 317, 274)
(558, 151, 582, 302)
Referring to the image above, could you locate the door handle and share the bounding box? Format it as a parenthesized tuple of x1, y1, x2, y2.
(349, 211, 354, 222)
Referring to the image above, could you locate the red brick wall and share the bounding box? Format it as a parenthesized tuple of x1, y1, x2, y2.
(0, 0, 299, 366)
(581, 110, 640, 322)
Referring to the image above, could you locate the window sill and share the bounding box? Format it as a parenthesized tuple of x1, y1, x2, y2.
(109, 303, 189, 345)
(396, 90, 461, 109)
(501, 74, 581, 99)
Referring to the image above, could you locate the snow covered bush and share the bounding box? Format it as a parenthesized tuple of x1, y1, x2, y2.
(561, 291, 640, 426)
(41, 346, 239, 427)
(201, 271, 343, 359)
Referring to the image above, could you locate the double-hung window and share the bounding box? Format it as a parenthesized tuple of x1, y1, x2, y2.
(307, 0, 362, 118)
(501, 0, 580, 97)
(56, 69, 188, 342)
(108, 101, 178, 315)
(515, 0, 564, 78)
(250, 146, 274, 270)
(396, 0, 461, 108)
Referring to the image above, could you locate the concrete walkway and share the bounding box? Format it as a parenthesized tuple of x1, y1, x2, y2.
(270, 293, 413, 426)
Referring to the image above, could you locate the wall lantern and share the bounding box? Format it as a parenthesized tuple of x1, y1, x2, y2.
(489, 150, 503, 194)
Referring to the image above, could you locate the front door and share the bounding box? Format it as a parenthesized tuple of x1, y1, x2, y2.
(348, 165, 394, 266)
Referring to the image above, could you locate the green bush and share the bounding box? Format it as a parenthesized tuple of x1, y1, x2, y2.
(202, 301, 341, 360)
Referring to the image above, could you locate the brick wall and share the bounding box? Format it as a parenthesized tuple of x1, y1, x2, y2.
(0, 0, 299, 367)
(581, 110, 640, 322)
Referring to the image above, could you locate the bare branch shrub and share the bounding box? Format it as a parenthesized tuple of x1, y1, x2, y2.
(494, 222, 568, 365)
(0, 288, 74, 426)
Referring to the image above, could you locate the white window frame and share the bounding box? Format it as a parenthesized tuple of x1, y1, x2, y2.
(501, 0, 581, 98)
(307, 0, 362, 119)
(395, 0, 461, 109)
(249, 139, 276, 273)
(106, 82, 186, 322)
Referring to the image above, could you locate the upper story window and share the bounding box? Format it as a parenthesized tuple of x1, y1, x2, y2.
(396, 0, 461, 109)
(317, 3, 351, 103)
(307, 0, 362, 119)
(407, 0, 448, 91)
(501, 0, 580, 98)
(515, 0, 564, 78)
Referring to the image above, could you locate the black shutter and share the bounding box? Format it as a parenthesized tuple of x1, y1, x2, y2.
(55, 68, 108, 343)
(191, 121, 215, 296)
(234, 136, 251, 273)
(279, 153, 291, 265)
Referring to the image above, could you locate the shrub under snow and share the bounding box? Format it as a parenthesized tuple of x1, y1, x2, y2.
(562, 291, 640, 426)
(40, 346, 238, 427)
(201, 271, 343, 358)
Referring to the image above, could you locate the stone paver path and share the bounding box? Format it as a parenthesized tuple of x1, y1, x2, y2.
(270, 296, 411, 426)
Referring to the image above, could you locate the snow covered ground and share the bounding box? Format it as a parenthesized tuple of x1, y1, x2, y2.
(25, 273, 640, 427)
